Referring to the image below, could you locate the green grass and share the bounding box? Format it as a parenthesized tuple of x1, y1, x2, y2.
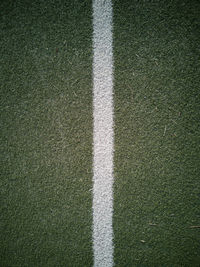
(1, 0, 200, 266)
(1, 0, 93, 266)
(113, 0, 200, 266)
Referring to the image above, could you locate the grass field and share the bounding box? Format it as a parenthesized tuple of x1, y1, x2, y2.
(113, 1, 200, 266)
(1, 0, 200, 266)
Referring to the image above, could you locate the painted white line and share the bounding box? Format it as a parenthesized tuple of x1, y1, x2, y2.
(92, 0, 114, 266)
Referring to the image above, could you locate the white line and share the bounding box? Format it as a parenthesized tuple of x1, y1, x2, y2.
(92, 0, 114, 266)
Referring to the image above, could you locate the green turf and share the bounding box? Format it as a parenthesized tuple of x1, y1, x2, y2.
(0, 0, 93, 266)
(1, 0, 200, 266)
(113, 0, 200, 266)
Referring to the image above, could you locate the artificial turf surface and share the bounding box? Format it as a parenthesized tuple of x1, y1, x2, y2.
(1, 0, 93, 266)
(1, 0, 200, 266)
(113, 0, 200, 266)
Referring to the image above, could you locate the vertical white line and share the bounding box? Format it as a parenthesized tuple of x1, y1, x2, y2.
(92, 0, 114, 267)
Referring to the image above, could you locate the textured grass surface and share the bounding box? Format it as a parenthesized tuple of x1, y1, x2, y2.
(1, 0, 93, 266)
(1, 0, 200, 266)
(113, 0, 200, 266)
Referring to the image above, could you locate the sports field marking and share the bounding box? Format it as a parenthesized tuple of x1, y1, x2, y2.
(92, 0, 114, 266)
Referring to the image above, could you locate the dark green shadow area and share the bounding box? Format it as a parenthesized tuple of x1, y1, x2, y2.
(0, 0, 93, 266)
(113, 0, 200, 266)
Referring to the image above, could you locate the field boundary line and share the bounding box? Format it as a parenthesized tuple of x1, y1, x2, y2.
(92, 0, 114, 266)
